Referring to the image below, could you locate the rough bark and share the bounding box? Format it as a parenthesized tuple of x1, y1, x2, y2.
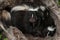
(2, 26, 28, 40)
(5, 26, 28, 40)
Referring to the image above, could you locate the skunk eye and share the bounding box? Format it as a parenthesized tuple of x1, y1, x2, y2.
(40, 6, 46, 11)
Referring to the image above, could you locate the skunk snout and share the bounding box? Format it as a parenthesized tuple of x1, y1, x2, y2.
(29, 17, 36, 23)
(29, 13, 37, 23)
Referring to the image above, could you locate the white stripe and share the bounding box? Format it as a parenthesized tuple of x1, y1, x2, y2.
(28, 7, 39, 11)
(11, 5, 39, 12)
(47, 26, 55, 31)
(32, 14, 33, 18)
(11, 5, 29, 12)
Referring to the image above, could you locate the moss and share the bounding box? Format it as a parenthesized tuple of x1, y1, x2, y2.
(0, 34, 2, 39)
(58, 0, 60, 5)
(3, 38, 8, 40)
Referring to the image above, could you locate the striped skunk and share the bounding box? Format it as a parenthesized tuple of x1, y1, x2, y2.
(1, 2, 56, 38)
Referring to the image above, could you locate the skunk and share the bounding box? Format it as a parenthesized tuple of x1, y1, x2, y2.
(2, 2, 56, 38)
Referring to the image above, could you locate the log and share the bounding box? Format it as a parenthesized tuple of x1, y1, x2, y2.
(2, 26, 28, 40)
